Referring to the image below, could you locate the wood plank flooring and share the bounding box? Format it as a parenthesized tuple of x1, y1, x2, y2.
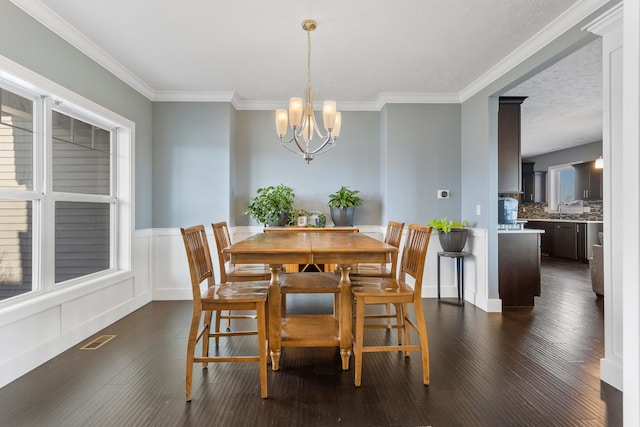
(0, 257, 622, 426)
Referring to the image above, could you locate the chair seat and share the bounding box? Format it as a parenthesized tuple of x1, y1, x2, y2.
(226, 264, 271, 280)
(281, 272, 340, 294)
(201, 281, 270, 302)
(351, 277, 413, 297)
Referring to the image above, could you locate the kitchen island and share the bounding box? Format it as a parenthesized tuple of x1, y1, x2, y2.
(499, 229, 544, 307)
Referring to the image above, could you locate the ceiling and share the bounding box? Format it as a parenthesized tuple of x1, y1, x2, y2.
(505, 38, 602, 157)
(10, 0, 605, 156)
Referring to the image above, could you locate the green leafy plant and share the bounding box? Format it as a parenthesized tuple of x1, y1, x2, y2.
(244, 184, 296, 226)
(328, 186, 362, 208)
(427, 217, 467, 233)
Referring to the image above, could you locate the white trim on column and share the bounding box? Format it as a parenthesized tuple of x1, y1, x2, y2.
(585, 2, 623, 392)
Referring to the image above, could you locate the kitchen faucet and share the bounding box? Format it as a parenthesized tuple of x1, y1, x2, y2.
(557, 202, 566, 219)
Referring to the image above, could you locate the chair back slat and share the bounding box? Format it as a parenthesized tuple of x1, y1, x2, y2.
(181, 225, 215, 301)
(399, 224, 433, 298)
(385, 221, 405, 278)
(384, 221, 404, 248)
(212, 221, 233, 282)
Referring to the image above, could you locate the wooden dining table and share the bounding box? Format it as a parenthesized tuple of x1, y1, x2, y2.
(223, 230, 398, 370)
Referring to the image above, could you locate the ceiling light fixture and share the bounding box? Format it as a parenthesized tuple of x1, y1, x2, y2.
(275, 19, 341, 164)
(595, 156, 604, 169)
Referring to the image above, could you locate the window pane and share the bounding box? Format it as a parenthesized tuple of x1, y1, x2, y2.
(0, 89, 34, 190)
(55, 201, 110, 283)
(0, 199, 33, 300)
(52, 111, 111, 195)
(558, 168, 575, 203)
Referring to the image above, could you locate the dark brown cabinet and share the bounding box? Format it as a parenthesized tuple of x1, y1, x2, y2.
(574, 161, 602, 200)
(524, 221, 554, 255)
(498, 97, 527, 194)
(553, 223, 578, 259)
(525, 220, 603, 262)
(499, 232, 541, 307)
(522, 162, 546, 202)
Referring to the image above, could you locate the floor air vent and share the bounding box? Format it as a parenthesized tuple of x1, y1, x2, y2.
(79, 335, 116, 350)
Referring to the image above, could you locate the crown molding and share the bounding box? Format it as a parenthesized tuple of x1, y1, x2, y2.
(9, 0, 155, 100)
(10, 0, 612, 109)
(152, 91, 236, 103)
(584, 2, 622, 35)
(458, 0, 611, 102)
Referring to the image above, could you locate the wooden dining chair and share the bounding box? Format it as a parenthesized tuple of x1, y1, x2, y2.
(350, 221, 404, 333)
(181, 225, 270, 400)
(212, 221, 271, 335)
(351, 223, 433, 387)
(350, 220, 404, 279)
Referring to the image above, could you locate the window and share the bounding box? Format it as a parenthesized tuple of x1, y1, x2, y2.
(0, 66, 132, 304)
(547, 164, 575, 211)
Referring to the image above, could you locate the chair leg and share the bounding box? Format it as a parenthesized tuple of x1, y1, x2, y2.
(226, 310, 232, 332)
(403, 304, 411, 358)
(256, 301, 268, 399)
(281, 294, 287, 317)
(394, 303, 404, 345)
(413, 301, 430, 385)
(185, 310, 201, 402)
(203, 310, 212, 367)
(354, 296, 366, 387)
(214, 309, 221, 347)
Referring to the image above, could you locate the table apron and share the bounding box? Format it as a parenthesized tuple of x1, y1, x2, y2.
(229, 253, 313, 265)
(312, 253, 390, 264)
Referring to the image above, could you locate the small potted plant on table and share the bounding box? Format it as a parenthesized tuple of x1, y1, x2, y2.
(244, 184, 296, 226)
(328, 186, 362, 226)
(428, 217, 468, 252)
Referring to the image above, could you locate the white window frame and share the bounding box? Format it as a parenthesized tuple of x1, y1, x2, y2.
(0, 56, 133, 307)
(547, 163, 575, 212)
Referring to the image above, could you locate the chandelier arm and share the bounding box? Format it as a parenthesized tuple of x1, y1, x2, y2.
(280, 136, 307, 155)
(288, 127, 308, 153)
(308, 135, 335, 155)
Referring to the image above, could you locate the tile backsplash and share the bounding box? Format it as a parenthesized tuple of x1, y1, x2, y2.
(518, 201, 603, 221)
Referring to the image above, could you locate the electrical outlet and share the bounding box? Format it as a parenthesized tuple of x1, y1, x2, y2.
(476, 204, 481, 215)
(437, 190, 449, 199)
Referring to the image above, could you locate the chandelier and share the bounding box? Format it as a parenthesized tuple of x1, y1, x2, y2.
(275, 19, 341, 163)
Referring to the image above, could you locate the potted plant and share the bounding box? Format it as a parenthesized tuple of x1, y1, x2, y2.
(328, 186, 362, 226)
(428, 217, 468, 252)
(244, 184, 296, 226)
(296, 209, 311, 226)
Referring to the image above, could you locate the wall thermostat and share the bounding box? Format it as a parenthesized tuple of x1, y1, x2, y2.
(437, 189, 449, 199)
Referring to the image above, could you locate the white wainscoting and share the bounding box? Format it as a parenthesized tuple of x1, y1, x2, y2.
(0, 270, 149, 388)
(148, 226, 499, 312)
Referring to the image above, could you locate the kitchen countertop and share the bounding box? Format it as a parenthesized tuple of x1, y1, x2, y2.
(498, 229, 545, 234)
(519, 218, 603, 224)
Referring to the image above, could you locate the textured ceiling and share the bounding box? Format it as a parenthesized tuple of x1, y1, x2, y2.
(505, 38, 602, 157)
(10, 0, 605, 156)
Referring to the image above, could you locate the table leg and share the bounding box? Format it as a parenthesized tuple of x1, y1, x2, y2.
(437, 254, 441, 300)
(337, 264, 352, 370)
(460, 256, 465, 306)
(268, 264, 282, 370)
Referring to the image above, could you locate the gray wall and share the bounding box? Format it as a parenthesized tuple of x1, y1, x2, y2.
(234, 110, 382, 226)
(152, 102, 232, 228)
(524, 140, 602, 171)
(148, 105, 463, 229)
(382, 104, 462, 225)
(0, 0, 153, 229)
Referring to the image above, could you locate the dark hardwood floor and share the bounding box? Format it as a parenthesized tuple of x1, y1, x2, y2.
(0, 257, 622, 426)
